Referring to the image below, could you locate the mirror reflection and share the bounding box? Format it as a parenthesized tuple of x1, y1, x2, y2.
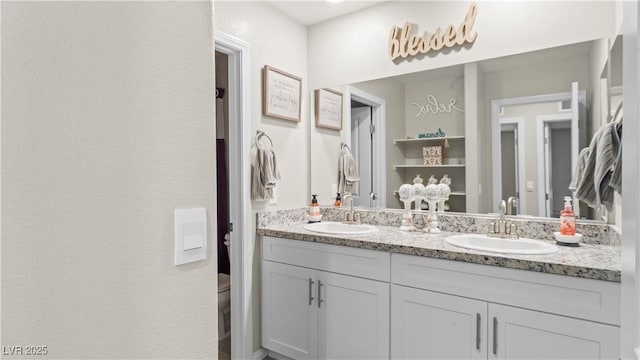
(310, 37, 622, 222)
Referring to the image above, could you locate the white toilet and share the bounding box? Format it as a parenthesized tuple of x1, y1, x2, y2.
(218, 236, 231, 339)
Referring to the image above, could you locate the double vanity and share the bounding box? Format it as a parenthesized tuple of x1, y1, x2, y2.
(258, 208, 621, 360)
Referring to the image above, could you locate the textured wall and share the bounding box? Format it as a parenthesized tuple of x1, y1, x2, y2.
(2, 2, 217, 358)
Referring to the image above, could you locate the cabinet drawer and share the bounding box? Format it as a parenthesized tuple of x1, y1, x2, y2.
(392, 254, 620, 325)
(262, 236, 390, 281)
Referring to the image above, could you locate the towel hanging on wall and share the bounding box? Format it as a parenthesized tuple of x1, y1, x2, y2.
(251, 131, 281, 201)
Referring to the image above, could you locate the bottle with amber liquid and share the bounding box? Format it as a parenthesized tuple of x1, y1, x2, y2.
(559, 196, 576, 235)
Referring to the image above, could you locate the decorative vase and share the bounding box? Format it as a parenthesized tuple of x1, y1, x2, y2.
(424, 176, 441, 233)
(398, 183, 416, 232)
(438, 174, 451, 214)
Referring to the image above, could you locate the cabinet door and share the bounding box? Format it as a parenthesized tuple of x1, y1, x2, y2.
(318, 271, 390, 360)
(489, 303, 619, 360)
(262, 261, 318, 359)
(391, 285, 487, 360)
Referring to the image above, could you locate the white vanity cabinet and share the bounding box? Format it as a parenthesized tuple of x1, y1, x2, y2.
(489, 303, 619, 359)
(261, 236, 390, 360)
(391, 254, 621, 360)
(391, 285, 487, 359)
(392, 286, 619, 360)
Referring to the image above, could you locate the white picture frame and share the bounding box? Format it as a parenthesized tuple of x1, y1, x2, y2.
(315, 88, 343, 130)
(262, 65, 302, 122)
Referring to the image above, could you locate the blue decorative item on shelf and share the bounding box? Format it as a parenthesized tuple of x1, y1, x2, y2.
(418, 128, 446, 139)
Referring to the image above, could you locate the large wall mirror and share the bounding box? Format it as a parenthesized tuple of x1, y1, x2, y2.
(309, 36, 622, 223)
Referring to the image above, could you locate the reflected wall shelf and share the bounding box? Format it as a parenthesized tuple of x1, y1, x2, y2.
(394, 164, 466, 170)
(394, 134, 466, 212)
(393, 191, 466, 196)
(393, 136, 465, 144)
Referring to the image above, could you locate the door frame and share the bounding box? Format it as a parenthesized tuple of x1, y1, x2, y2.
(491, 88, 585, 214)
(535, 114, 572, 217)
(214, 31, 253, 360)
(499, 117, 526, 215)
(343, 86, 386, 208)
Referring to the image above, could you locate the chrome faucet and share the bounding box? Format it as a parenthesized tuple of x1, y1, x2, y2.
(488, 200, 519, 239)
(507, 196, 517, 215)
(342, 193, 361, 224)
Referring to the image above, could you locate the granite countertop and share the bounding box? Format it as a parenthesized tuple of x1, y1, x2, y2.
(257, 221, 621, 282)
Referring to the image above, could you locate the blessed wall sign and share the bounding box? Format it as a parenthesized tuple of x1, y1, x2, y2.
(389, 2, 478, 61)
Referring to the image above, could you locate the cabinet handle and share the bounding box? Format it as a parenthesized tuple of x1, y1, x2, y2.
(476, 313, 481, 351)
(493, 317, 498, 356)
(308, 278, 315, 306)
(317, 280, 324, 308)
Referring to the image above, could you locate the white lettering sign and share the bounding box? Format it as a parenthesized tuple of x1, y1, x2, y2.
(389, 2, 478, 61)
(412, 95, 464, 117)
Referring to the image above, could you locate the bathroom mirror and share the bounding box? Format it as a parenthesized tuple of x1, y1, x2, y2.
(309, 38, 621, 222)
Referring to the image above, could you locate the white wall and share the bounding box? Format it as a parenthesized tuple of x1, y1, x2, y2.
(214, 1, 309, 352)
(308, 1, 615, 90)
(2, 2, 217, 358)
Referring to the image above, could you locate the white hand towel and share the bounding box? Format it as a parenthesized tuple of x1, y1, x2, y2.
(251, 147, 281, 201)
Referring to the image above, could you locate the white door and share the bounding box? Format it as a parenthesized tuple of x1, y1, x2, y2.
(489, 304, 619, 360)
(262, 261, 318, 359)
(351, 106, 373, 207)
(391, 285, 487, 360)
(318, 271, 389, 360)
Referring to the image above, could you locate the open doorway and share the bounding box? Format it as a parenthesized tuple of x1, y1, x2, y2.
(537, 116, 573, 217)
(215, 31, 252, 360)
(499, 119, 525, 215)
(215, 50, 231, 360)
(350, 100, 374, 207)
(345, 86, 387, 209)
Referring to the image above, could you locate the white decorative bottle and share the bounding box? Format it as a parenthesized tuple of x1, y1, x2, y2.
(438, 174, 451, 214)
(398, 184, 416, 232)
(424, 176, 441, 233)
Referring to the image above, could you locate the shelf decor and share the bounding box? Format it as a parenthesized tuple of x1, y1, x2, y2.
(418, 128, 446, 138)
(263, 65, 302, 122)
(423, 146, 443, 165)
(315, 88, 343, 130)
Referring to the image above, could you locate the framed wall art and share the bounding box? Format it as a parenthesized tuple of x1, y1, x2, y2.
(315, 88, 343, 130)
(262, 65, 302, 122)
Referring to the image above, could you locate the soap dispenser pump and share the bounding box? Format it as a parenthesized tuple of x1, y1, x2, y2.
(309, 194, 321, 218)
(560, 196, 576, 235)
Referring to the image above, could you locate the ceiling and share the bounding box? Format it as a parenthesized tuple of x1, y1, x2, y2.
(265, 1, 386, 26)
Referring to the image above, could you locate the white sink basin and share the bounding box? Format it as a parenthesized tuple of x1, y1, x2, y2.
(445, 234, 558, 255)
(304, 222, 378, 235)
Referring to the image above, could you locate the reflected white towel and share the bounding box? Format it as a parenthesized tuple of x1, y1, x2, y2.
(575, 121, 621, 212)
(338, 145, 359, 194)
(569, 147, 590, 192)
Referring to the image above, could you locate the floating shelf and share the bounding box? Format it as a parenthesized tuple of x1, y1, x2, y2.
(394, 136, 465, 144)
(394, 164, 466, 170)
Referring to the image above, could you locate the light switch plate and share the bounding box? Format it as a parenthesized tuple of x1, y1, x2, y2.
(175, 208, 207, 265)
(526, 181, 535, 192)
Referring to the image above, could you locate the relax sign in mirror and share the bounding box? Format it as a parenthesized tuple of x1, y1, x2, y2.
(309, 38, 622, 222)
